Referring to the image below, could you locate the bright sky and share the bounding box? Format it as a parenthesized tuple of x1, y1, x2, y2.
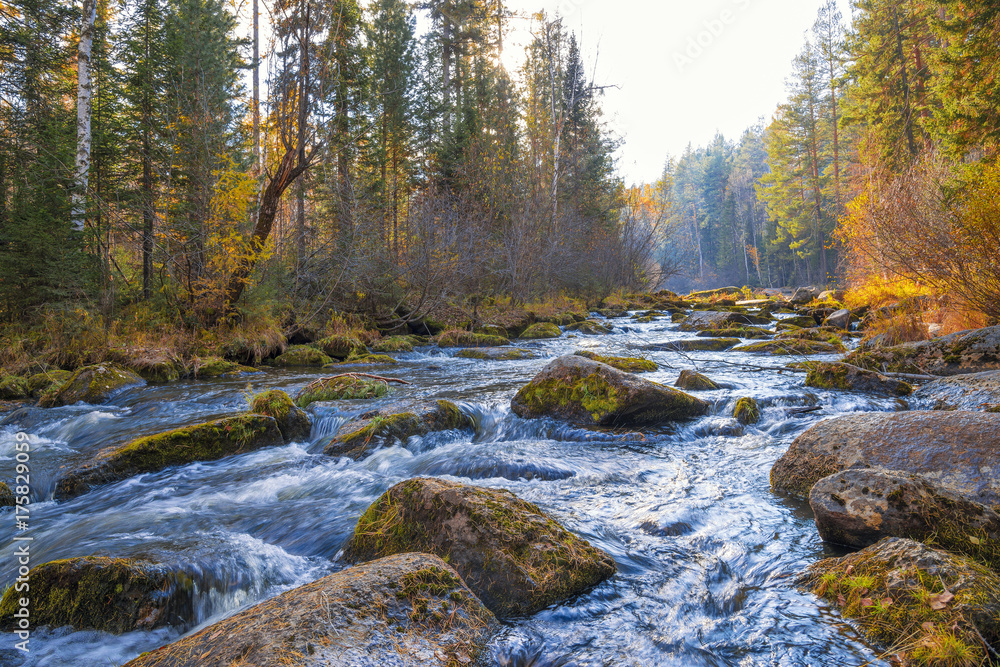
(500, 0, 854, 185)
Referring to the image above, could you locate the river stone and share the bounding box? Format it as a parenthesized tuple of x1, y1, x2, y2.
(790, 286, 819, 304)
(37, 363, 145, 407)
(679, 310, 770, 332)
(776, 315, 819, 329)
(695, 327, 771, 339)
(674, 370, 720, 391)
(732, 339, 844, 355)
(910, 370, 1000, 411)
(343, 478, 616, 618)
(510, 355, 708, 427)
(0, 481, 13, 506)
(250, 389, 311, 442)
(25, 370, 73, 397)
(519, 322, 562, 340)
(272, 345, 334, 367)
(436, 331, 511, 348)
(770, 411, 1000, 502)
(123, 553, 496, 667)
(0, 376, 27, 400)
(324, 400, 474, 459)
(55, 414, 284, 500)
(573, 350, 657, 373)
(0, 557, 192, 634)
(565, 319, 613, 335)
(371, 336, 416, 353)
(644, 338, 742, 352)
(315, 334, 367, 360)
(595, 307, 628, 318)
(733, 397, 761, 424)
(687, 287, 740, 299)
(845, 325, 1000, 376)
(456, 347, 537, 361)
(804, 362, 912, 396)
(801, 537, 1000, 664)
(193, 357, 258, 378)
(823, 308, 851, 329)
(810, 469, 1000, 567)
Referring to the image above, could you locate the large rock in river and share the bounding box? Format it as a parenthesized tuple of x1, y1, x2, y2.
(804, 362, 912, 396)
(0, 556, 192, 634)
(910, 370, 1000, 411)
(810, 468, 1000, 568)
(678, 310, 770, 332)
(770, 411, 1000, 502)
(55, 414, 283, 500)
(343, 478, 616, 618)
(323, 400, 474, 459)
(510, 355, 708, 427)
(38, 363, 144, 407)
(124, 553, 496, 667)
(251, 389, 311, 442)
(845, 325, 1000, 376)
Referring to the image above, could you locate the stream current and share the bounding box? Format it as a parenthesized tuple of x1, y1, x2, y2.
(0, 314, 900, 666)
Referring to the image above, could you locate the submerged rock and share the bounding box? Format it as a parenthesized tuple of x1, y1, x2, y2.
(911, 370, 1000, 411)
(804, 362, 912, 396)
(801, 537, 1000, 666)
(674, 370, 721, 391)
(123, 553, 496, 667)
(272, 346, 334, 367)
(510, 355, 708, 427)
(323, 400, 473, 459)
(250, 389, 311, 442)
(810, 468, 1000, 567)
(343, 478, 616, 618)
(0, 557, 192, 634)
(38, 363, 144, 408)
(55, 414, 283, 500)
(519, 322, 563, 340)
(573, 350, 657, 373)
(770, 411, 1000, 502)
(457, 347, 537, 361)
(845, 325, 1000, 376)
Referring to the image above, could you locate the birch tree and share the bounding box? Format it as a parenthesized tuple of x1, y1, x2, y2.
(72, 0, 97, 232)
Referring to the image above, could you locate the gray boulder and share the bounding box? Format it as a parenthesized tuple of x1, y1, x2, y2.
(679, 310, 771, 331)
(823, 308, 851, 329)
(911, 370, 1000, 411)
(790, 286, 819, 304)
(845, 325, 1000, 376)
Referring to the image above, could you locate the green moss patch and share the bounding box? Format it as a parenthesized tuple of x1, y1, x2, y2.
(0, 375, 28, 400)
(436, 330, 511, 348)
(573, 350, 657, 373)
(38, 363, 145, 407)
(195, 357, 258, 378)
(733, 397, 761, 424)
(251, 389, 311, 442)
(324, 354, 398, 367)
(324, 400, 473, 459)
(519, 322, 563, 340)
(456, 347, 537, 361)
(674, 370, 721, 391)
(25, 370, 72, 397)
(370, 336, 416, 353)
(294, 375, 390, 408)
(564, 320, 613, 335)
(805, 362, 912, 396)
(316, 334, 367, 360)
(271, 346, 333, 367)
(733, 339, 844, 355)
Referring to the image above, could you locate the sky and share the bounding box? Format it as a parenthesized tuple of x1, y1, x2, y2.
(499, 0, 854, 185)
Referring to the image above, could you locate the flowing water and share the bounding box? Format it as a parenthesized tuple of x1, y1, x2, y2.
(0, 314, 903, 666)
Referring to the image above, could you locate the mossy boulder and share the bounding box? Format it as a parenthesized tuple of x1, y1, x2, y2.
(564, 320, 613, 335)
(436, 330, 511, 348)
(733, 397, 761, 424)
(510, 355, 708, 427)
(805, 362, 912, 396)
(343, 478, 616, 618)
(845, 325, 1000, 376)
(123, 553, 496, 667)
(271, 345, 334, 367)
(674, 370, 721, 391)
(801, 537, 1000, 666)
(25, 370, 72, 397)
(770, 411, 1000, 502)
(324, 400, 474, 459)
(695, 327, 770, 339)
(732, 339, 844, 355)
(687, 287, 741, 299)
(194, 357, 258, 379)
(810, 469, 1000, 568)
(573, 350, 657, 373)
(519, 322, 563, 340)
(324, 354, 399, 367)
(644, 338, 742, 352)
(790, 286, 820, 304)
(456, 347, 538, 361)
(0, 375, 28, 400)
(534, 312, 577, 326)
(55, 414, 283, 500)
(595, 307, 628, 318)
(316, 334, 367, 360)
(911, 370, 1000, 411)
(679, 310, 771, 332)
(823, 308, 851, 329)
(0, 557, 193, 634)
(371, 336, 416, 353)
(131, 359, 186, 383)
(294, 375, 390, 408)
(251, 389, 311, 442)
(0, 481, 12, 506)
(776, 315, 819, 329)
(775, 326, 845, 347)
(38, 363, 145, 407)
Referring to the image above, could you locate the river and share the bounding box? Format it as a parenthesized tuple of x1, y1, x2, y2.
(0, 313, 898, 666)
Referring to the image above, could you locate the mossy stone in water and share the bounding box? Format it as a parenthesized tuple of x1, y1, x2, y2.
(732, 339, 844, 355)
(324, 400, 473, 459)
(272, 346, 333, 367)
(38, 363, 144, 407)
(805, 362, 911, 396)
(195, 357, 258, 378)
(519, 322, 562, 340)
(315, 334, 367, 360)
(0, 556, 192, 634)
(573, 350, 657, 373)
(436, 330, 511, 348)
(54, 414, 283, 500)
(674, 370, 721, 391)
(370, 336, 415, 353)
(25, 370, 72, 397)
(343, 477, 617, 618)
(251, 389, 311, 442)
(733, 397, 761, 424)
(323, 354, 398, 367)
(564, 320, 613, 335)
(457, 347, 537, 361)
(0, 375, 28, 400)
(294, 375, 389, 408)
(0, 481, 13, 506)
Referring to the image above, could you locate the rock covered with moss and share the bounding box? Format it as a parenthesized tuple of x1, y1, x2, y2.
(910, 370, 1000, 411)
(324, 354, 399, 367)
(679, 310, 771, 332)
(845, 325, 1000, 376)
(194, 357, 258, 378)
(674, 370, 721, 391)
(38, 363, 145, 408)
(519, 322, 563, 340)
(324, 400, 473, 459)
(436, 330, 511, 348)
(810, 469, 1000, 568)
(456, 347, 537, 361)
(801, 537, 1000, 666)
(250, 389, 311, 442)
(294, 375, 389, 408)
(371, 335, 417, 353)
(770, 411, 1000, 501)
(123, 553, 496, 667)
(0, 375, 28, 400)
(0, 481, 13, 507)
(573, 350, 657, 373)
(511, 355, 708, 427)
(564, 320, 613, 335)
(316, 334, 367, 360)
(644, 338, 742, 352)
(732, 339, 844, 355)
(0, 557, 192, 634)
(25, 370, 72, 398)
(695, 327, 771, 339)
(343, 478, 616, 618)
(272, 345, 334, 367)
(804, 362, 912, 396)
(733, 397, 761, 424)
(55, 414, 283, 500)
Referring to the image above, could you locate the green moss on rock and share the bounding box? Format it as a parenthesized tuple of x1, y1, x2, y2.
(0, 375, 28, 400)
(195, 357, 258, 378)
(324, 400, 474, 459)
(0, 557, 192, 634)
(271, 346, 334, 367)
(25, 370, 73, 398)
(251, 389, 311, 442)
(343, 478, 616, 618)
(573, 350, 657, 373)
(674, 370, 721, 391)
(732, 339, 844, 355)
(316, 335, 367, 360)
(805, 362, 912, 396)
(371, 336, 415, 353)
(54, 414, 283, 500)
(324, 354, 399, 367)
(456, 347, 537, 361)
(519, 322, 563, 340)
(733, 397, 761, 424)
(0, 482, 13, 507)
(294, 375, 390, 408)
(38, 364, 145, 408)
(564, 320, 613, 335)
(436, 330, 511, 348)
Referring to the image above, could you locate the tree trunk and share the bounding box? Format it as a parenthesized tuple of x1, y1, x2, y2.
(252, 0, 259, 166)
(893, 5, 917, 157)
(72, 0, 97, 232)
